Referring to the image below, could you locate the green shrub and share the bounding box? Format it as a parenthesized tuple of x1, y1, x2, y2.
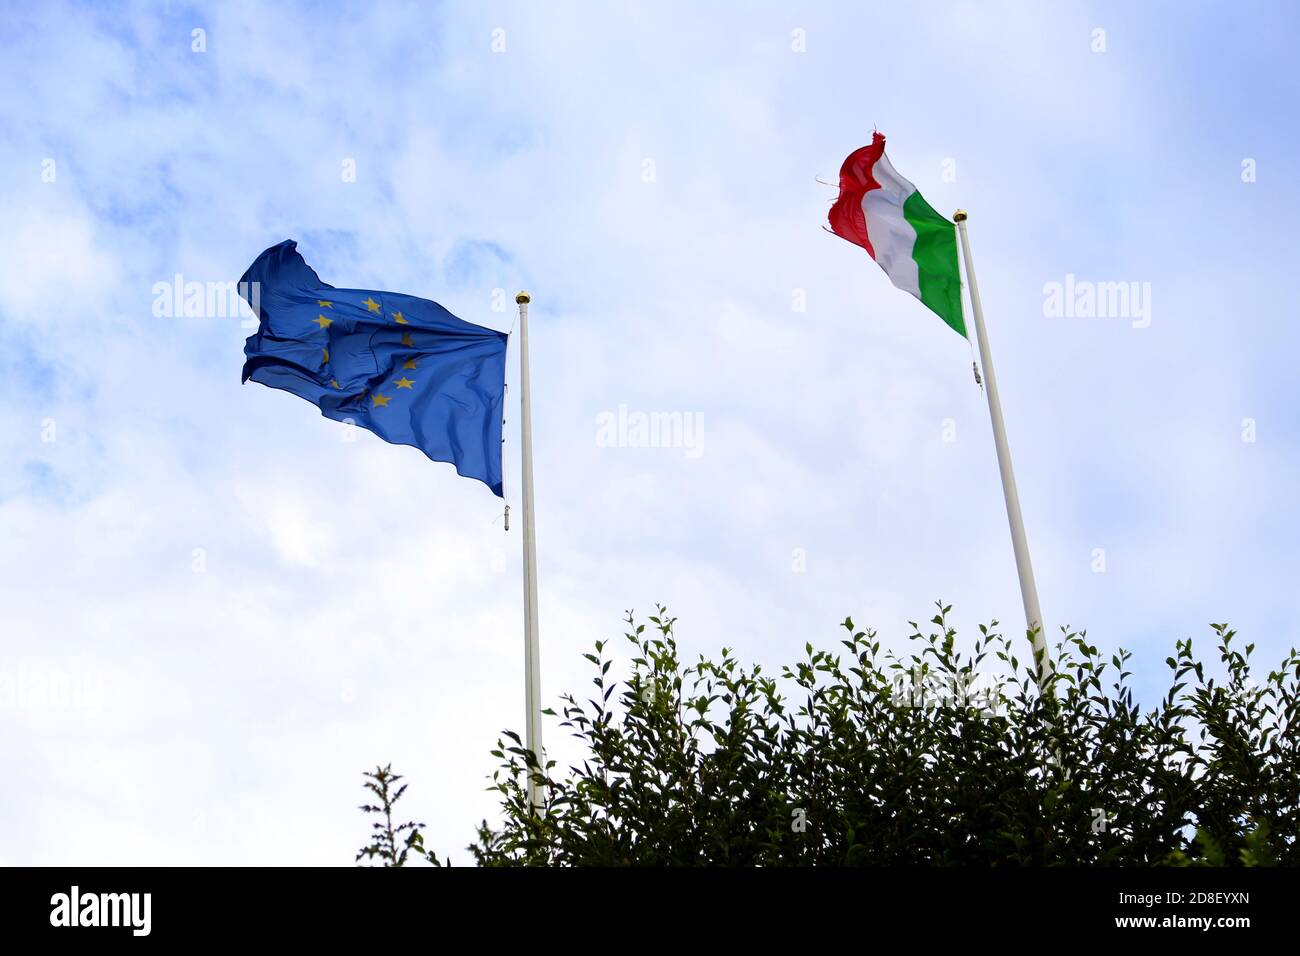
(356, 764, 448, 867)
(460, 606, 1296, 866)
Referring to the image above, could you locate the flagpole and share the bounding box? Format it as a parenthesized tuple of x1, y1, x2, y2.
(515, 291, 544, 809)
(953, 211, 1051, 687)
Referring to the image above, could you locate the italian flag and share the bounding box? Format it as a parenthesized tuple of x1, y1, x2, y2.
(828, 132, 965, 337)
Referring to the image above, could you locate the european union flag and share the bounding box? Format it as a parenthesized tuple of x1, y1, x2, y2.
(239, 240, 508, 496)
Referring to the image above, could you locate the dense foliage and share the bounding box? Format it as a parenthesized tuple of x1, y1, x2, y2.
(365, 606, 1299, 866)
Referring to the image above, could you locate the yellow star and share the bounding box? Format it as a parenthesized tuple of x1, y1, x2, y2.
(322, 348, 329, 363)
(314, 314, 333, 329)
(330, 379, 340, 389)
(395, 376, 415, 389)
(400, 333, 414, 347)
(371, 393, 391, 408)
(318, 300, 333, 308)
(401, 357, 418, 370)
(393, 311, 408, 324)
(362, 296, 381, 313)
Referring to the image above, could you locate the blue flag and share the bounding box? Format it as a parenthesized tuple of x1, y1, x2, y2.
(239, 240, 508, 496)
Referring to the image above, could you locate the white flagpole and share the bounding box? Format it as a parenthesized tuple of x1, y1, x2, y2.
(953, 211, 1051, 688)
(515, 291, 544, 808)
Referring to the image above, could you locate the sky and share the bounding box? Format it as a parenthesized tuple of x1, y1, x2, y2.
(0, 0, 1297, 865)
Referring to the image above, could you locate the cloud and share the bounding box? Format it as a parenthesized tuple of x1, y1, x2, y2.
(0, 0, 1296, 864)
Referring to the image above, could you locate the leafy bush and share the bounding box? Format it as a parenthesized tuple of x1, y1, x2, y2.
(460, 606, 1296, 866)
(356, 764, 447, 867)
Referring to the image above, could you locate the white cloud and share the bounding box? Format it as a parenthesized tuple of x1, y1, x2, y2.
(0, 0, 1296, 864)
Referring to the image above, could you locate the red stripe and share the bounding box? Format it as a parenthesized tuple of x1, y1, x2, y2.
(827, 131, 886, 259)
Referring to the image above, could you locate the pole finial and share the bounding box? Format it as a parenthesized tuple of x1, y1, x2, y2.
(953, 209, 968, 222)
(516, 291, 531, 304)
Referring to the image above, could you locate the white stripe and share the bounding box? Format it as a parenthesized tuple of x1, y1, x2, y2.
(861, 151, 921, 299)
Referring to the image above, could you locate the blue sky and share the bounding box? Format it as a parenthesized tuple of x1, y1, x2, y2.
(1, 0, 1297, 864)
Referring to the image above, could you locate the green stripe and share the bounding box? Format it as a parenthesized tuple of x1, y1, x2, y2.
(902, 190, 965, 338)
